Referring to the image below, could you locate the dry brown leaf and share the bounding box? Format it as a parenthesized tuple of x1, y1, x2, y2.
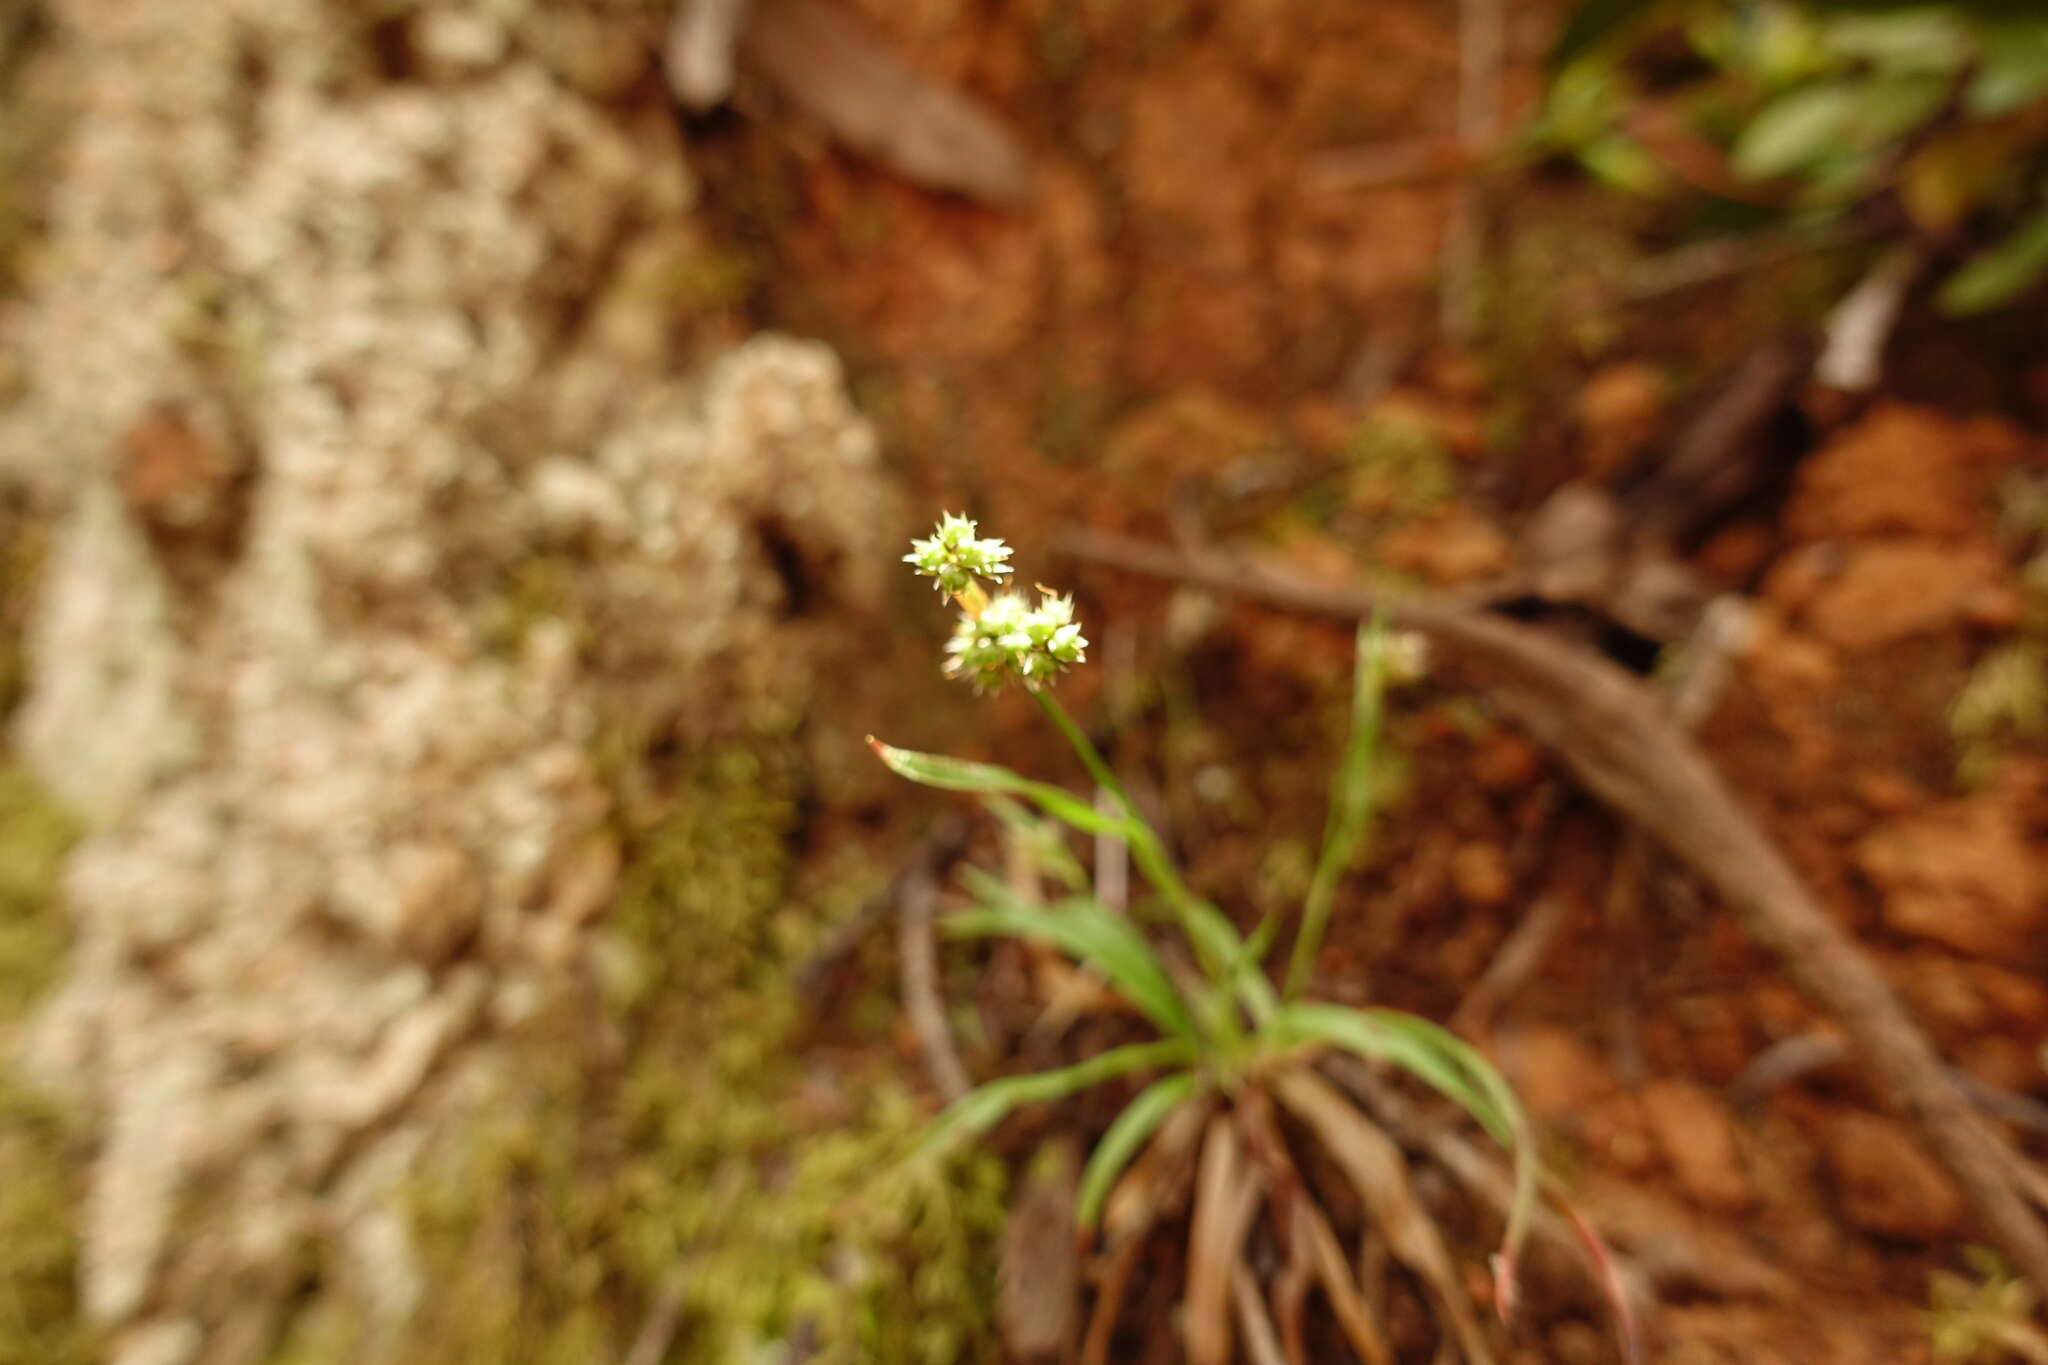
(1272, 1069, 1496, 1365)
(1080, 1238, 1143, 1365)
(1188, 1114, 1263, 1365)
(1273, 1236, 1312, 1365)
(1103, 1091, 1212, 1247)
(741, 0, 1032, 207)
(1294, 1197, 1396, 1365)
(1231, 1261, 1290, 1365)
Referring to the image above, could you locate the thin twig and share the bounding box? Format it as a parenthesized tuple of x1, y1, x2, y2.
(900, 861, 970, 1103)
(621, 1269, 688, 1365)
(663, 0, 753, 110)
(1454, 893, 1574, 1038)
(1300, 137, 1476, 194)
(1056, 529, 2048, 1301)
(1732, 1030, 2048, 1139)
(1232, 1261, 1291, 1365)
(1094, 785, 1129, 913)
(794, 818, 966, 996)
(1442, 0, 1505, 344)
(1617, 224, 1866, 300)
(1816, 243, 1927, 393)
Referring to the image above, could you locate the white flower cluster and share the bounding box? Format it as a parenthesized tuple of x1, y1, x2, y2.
(943, 587, 1089, 691)
(903, 512, 1012, 597)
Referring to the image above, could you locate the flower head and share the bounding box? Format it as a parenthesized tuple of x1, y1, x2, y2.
(942, 587, 1089, 692)
(904, 513, 1012, 597)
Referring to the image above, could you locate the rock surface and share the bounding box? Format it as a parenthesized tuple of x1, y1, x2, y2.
(1, 3, 893, 1360)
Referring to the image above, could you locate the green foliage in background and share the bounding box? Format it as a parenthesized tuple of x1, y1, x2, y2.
(1534, 0, 2048, 312)
(1951, 475, 2048, 785)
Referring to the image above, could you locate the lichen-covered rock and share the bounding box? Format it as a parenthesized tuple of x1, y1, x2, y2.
(1, 2, 896, 1360)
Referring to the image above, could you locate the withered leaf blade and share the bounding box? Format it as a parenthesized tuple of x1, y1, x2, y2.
(740, 0, 1033, 207)
(665, 0, 753, 110)
(1272, 1068, 1497, 1365)
(1186, 1114, 1267, 1365)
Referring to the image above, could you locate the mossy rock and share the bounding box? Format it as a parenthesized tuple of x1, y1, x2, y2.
(0, 763, 90, 1365)
(284, 744, 1005, 1364)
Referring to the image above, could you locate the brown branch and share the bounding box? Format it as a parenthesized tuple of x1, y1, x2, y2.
(900, 860, 969, 1103)
(1056, 529, 2048, 1300)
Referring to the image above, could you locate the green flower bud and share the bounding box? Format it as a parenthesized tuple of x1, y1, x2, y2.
(904, 513, 1012, 596)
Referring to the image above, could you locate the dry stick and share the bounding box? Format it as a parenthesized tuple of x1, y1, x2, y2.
(1731, 1030, 2048, 1140)
(1454, 893, 1573, 1039)
(620, 1269, 689, 1365)
(899, 861, 970, 1104)
(1441, 0, 1505, 345)
(794, 818, 967, 997)
(1057, 530, 2048, 1300)
(1231, 1262, 1292, 1365)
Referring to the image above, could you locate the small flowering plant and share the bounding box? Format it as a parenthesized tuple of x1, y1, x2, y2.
(869, 518, 1618, 1360)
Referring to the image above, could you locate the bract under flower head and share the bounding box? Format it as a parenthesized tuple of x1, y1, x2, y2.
(904, 513, 1012, 597)
(942, 587, 1089, 692)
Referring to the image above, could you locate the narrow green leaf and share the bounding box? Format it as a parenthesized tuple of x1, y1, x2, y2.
(1968, 18, 2048, 116)
(981, 794, 1090, 892)
(1186, 900, 1278, 1025)
(1287, 615, 1390, 1002)
(1271, 1003, 1500, 1136)
(1817, 8, 1973, 72)
(947, 885, 1199, 1043)
(1939, 209, 2048, 314)
(1075, 1071, 1201, 1230)
(1271, 1001, 1538, 1281)
(1731, 83, 1865, 180)
(869, 738, 1132, 840)
(915, 1039, 1198, 1160)
(1549, 0, 1665, 70)
(1730, 74, 1948, 185)
(1577, 133, 1670, 196)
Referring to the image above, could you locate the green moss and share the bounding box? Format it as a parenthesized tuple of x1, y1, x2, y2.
(0, 1070, 93, 1365)
(0, 763, 76, 1023)
(301, 745, 1005, 1365)
(0, 764, 89, 1365)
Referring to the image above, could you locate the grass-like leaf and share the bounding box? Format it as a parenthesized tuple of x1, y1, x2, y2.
(1186, 900, 1278, 1026)
(949, 878, 1199, 1043)
(916, 1038, 1198, 1161)
(1271, 1001, 1537, 1289)
(1286, 615, 1390, 1001)
(869, 738, 1132, 841)
(981, 794, 1090, 892)
(1939, 208, 2048, 314)
(1076, 1070, 1201, 1230)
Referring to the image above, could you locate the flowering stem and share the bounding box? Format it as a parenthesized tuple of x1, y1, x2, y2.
(1284, 617, 1389, 1001)
(1032, 689, 1232, 991)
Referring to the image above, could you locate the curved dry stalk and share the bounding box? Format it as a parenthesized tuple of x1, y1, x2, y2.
(1231, 1261, 1291, 1365)
(1188, 1115, 1265, 1365)
(1293, 1196, 1397, 1365)
(1059, 530, 2048, 1302)
(1273, 1068, 1496, 1365)
(1238, 1085, 1397, 1365)
(898, 862, 969, 1102)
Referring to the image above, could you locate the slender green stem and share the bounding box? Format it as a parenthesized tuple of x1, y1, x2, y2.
(1032, 688, 1234, 992)
(1284, 616, 1389, 1001)
(1033, 687, 1135, 819)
